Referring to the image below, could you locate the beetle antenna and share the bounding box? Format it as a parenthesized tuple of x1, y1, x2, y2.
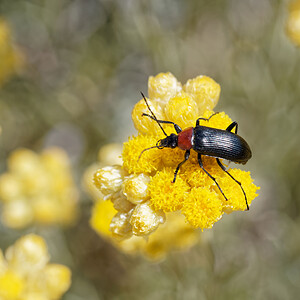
(140, 92, 168, 136)
(138, 146, 160, 161)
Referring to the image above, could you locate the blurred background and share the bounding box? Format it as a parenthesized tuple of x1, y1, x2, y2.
(0, 0, 300, 299)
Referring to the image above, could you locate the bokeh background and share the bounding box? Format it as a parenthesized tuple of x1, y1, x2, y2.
(0, 0, 300, 299)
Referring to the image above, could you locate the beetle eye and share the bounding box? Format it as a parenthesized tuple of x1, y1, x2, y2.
(156, 140, 164, 149)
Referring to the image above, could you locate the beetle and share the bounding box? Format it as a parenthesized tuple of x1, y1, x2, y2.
(139, 92, 252, 210)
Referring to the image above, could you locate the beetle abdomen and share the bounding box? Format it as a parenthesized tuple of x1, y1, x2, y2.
(192, 126, 252, 163)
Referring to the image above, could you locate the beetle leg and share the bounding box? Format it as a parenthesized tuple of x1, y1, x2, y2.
(216, 158, 249, 210)
(196, 112, 219, 126)
(172, 150, 190, 183)
(226, 121, 238, 134)
(142, 113, 182, 133)
(197, 154, 228, 201)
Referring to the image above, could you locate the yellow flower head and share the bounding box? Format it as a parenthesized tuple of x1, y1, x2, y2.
(165, 91, 199, 130)
(217, 169, 260, 213)
(148, 72, 182, 104)
(286, 0, 300, 46)
(132, 98, 166, 134)
(91, 72, 260, 259)
(148, 168, 189, 212)
(122, 135, 162, 174)
(183, 75, 221, 115)
(0, 234, 71, 300)
(0, 270, 24, 300)
(90, 199, 117, 238)
(182, 187, 223, 229)
(0, 147, 79, 228)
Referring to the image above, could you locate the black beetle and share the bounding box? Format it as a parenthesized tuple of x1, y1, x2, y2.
(139, 92, 252, 210)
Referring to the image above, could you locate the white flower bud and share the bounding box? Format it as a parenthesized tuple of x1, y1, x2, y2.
(111, 192, 135, 212)
(110, 211, 133, 240)
(130, 202, 165, 236)
(94, 165, 124, 198)
(122, 174, 150, 204)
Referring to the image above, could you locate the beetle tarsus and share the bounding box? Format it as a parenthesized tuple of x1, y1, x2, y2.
(226, 121, 238, 134)
(196, 112, 220, 127)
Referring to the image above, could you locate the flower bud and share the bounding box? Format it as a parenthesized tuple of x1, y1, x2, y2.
(184, 75, 220, 114)
(111, 192, 135, 212)
(122, 174, 150, 205)
(130, 202, 166, 236)
(93, 165, 124, 198)
(5, 234, 49, 275)
(110, 211, 133, 240)
(148, 72, 182, 104)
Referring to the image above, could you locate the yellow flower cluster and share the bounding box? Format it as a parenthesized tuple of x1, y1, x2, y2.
(0, 148, 79, 228)
(92, 73, 259, 250)
(286, 0, 300, 46)
(0, 19, 23, 86)
(91, 199, 199, 261)
(87, 143, 199, 260)
(0, 234, 71, 300)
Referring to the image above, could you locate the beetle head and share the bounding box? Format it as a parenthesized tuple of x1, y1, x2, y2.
(157, 133, 178, 149)
(138, 133, 178, 161)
